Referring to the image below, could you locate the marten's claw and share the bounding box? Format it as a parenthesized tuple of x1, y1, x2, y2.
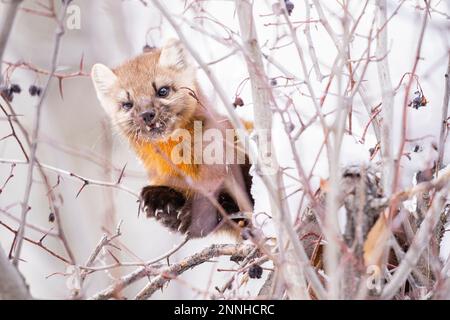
(140, 185, 186, 215)
(154, 208, 163, 219)
(140, 185, 192, 234)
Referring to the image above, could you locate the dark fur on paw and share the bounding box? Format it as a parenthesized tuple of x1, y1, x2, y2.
(217, 192, 250, 228)
(140, 185, 191, 234)
(218, 192, 239, 214)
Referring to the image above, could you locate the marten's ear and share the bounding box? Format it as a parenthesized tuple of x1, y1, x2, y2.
(159, 39, 192, 71)
(91, 63, 117, 97)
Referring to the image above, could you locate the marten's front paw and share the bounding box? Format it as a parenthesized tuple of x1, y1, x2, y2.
(140, 186, 191, 234)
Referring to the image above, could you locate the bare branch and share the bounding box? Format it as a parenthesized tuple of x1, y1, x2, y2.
(13, 1, 72, 266)
(0, 0, 23, 84)
(437, 54, 450, 173)
(0, 246, 30, 300)
(382, 188, 449, 299)
(375, 0, 395, 196)
(135, 244, 254, 300)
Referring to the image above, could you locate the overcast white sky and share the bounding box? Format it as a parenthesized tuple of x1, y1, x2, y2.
(1, 0, 449, 298)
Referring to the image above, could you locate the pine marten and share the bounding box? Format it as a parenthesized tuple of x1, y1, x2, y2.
(91, 39, 253, 238)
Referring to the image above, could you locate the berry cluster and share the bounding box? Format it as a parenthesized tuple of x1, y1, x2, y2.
(248, 264, 263, 279)
(0, 83, 43, 102)
(408, 90, 428, 109)
(29, 85, 42, 96)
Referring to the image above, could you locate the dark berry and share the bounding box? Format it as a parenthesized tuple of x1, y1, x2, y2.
(270, 78, 278, 86)
(48, 212, 55, 223)
(29, 85, 42, 96)
(233, 96, 244, 108)
(248, 264, 263, 279)
(10, 84, 21, 94)
(143, 44, 155, 53)
(29, 85, 38, 96)
(412, 96, 421, 109)
(284, 0, 294, 15)
(413, 145, 420, 153)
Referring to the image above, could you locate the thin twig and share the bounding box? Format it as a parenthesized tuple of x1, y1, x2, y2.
(0, 0, 23, 84)
(13, 0, 71, 266)
(436, 54, 450, 174)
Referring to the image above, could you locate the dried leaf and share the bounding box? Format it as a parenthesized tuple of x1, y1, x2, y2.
(363, 209, 390, 268)
(319, 178, 329, 192)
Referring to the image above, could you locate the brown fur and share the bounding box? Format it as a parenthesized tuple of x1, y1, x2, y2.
(91, 40, 253, 238)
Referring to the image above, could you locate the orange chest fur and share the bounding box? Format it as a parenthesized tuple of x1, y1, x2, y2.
(131, 136, 199, 182)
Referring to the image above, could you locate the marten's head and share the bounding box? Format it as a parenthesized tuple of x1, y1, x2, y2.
(91, 40, 198, 141)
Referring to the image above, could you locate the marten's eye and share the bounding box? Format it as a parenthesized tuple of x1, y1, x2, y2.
(121, 102, 133, 111)
(157, 86, 170, 98)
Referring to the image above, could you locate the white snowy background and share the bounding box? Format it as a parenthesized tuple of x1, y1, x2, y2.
(0, 0, 449, 298)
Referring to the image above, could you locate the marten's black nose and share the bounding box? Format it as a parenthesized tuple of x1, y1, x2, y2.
(140, 110, 156, 124)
